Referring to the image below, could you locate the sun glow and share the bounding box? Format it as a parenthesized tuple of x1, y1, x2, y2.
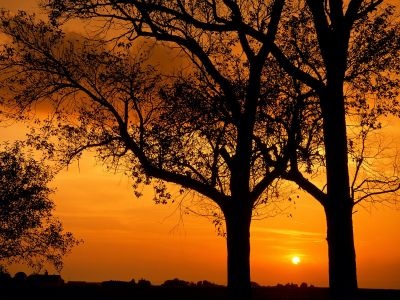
(291, 256, 301, 265)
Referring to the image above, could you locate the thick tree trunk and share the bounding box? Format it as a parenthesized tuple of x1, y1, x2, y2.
(325, 204, 357, 297)
(224, 205, 252, 300)
(321, 81, 358, 296)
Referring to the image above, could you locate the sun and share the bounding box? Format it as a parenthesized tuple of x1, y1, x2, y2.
(291, 256, 301, 265)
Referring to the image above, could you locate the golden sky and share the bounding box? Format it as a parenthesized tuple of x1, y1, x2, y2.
(0, 0, 399, 289)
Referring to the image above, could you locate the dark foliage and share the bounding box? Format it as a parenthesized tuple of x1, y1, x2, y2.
(0, 143, 79, 271)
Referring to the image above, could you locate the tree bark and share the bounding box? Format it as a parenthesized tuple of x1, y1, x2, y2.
(224, 204, 252, 300)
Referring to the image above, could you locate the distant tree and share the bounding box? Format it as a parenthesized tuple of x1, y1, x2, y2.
(26, 272, 65, 286)
(14, 271, 27, 282)
(196, 280, 221, 288)
(300, 282, 308, 289)
(161, 278, 195, 288)
(284, 283, 298, 289)
(137, 278, 152, 288)
(0, 265, 8, 274)
(0, 3, 313, 297)
(0, 266, 11, 285)
(0, 142, 79, 272)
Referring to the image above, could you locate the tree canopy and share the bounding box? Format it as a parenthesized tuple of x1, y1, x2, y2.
(0, 4, 320, 295)
(274, 1, 400, 294)
(0, 0, 399, 296)
(0, 142, 79, 272)
(273, 1, 400, 206)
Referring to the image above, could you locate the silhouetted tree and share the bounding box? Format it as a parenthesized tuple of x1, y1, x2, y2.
(196, 280, 221, 287)
(137, 278, 152, 288)
(0, 3, 315, 297)
(161, 278, 195, 287)
(300, 282, 308, 289)
(269, 1, 400, 295)
(0, 142, 79, 272)
(0, 266, 11, 286)
(14, 271, 27, 282)
(39, 1, 400, 295)
(2, 0, 397, 297)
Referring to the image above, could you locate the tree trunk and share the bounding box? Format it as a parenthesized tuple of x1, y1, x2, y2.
(321, 81, 358, 296)
(224, 205, 252, 300)
(325, 204, 357, 298)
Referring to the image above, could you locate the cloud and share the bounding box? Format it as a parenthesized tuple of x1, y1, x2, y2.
(255, 228, 324, 237)
(252, 227, 325, 246)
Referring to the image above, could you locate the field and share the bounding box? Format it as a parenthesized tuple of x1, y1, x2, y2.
(1, 285, 400, 300)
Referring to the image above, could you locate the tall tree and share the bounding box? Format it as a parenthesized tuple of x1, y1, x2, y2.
(0, 142, 79, 272)
(4, 0, 397, 296)
(0, 6, 317, 296)
(41, 1, 400, 295)
(269, 1, 400, 295)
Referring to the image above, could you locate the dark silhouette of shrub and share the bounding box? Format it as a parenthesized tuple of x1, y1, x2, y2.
(137, 278, 151, 288)
(0, 267, 11, 285)
(196, 280, 222, 288)
(161, 278, 195, 288)
(26, 273, 64, 286)
(300, 282, 308, 289)
(14, 272, 27, 282)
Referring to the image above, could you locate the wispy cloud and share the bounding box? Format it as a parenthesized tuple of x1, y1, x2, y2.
(252, 227, 325, 246)
(254, 227, 324, 238)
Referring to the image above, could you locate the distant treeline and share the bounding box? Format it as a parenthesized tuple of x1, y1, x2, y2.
(0, 271, 315, 289)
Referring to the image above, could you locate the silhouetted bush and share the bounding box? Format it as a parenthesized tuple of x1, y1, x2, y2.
(300, 282, 308, 288)
(196, 280, 222, 287)
(161, 278, 195, 288)
(285, 283, 299, 289)
(0, 268, 11, 285)
(26, 273, 64, 286)
(14, 272, 27, 283)
(137, 278, 152, 288)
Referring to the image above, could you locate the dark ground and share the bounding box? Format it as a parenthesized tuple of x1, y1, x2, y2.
(1, 286, 399, 300)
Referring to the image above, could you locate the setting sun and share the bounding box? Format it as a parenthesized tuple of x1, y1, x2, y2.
(291, 256, 301, 265)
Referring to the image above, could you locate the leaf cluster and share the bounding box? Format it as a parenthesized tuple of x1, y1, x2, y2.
(0, 142, 79, 272)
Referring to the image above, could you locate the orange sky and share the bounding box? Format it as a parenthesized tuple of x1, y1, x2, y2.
(0, 0, 399, 289)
